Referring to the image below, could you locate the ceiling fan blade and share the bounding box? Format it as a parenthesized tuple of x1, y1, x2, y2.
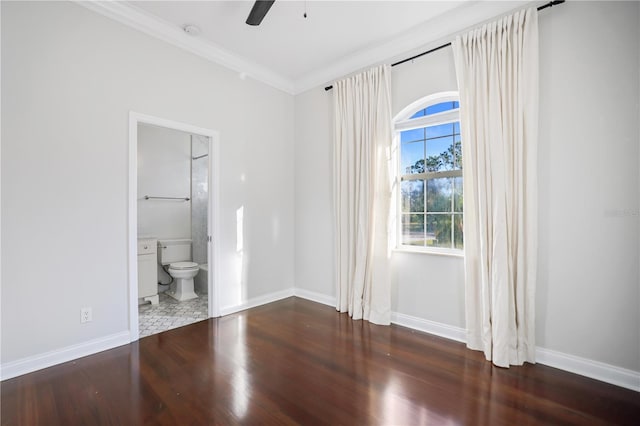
(246, 0, 275, 26)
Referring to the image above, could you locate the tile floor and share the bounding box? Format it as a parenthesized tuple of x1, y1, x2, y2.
(139, 292, 208, 338)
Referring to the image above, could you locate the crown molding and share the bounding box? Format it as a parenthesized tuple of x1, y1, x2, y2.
(76, 1, 295, 95)
(77, 1, 539, 96)
(292, 1, 535, 94)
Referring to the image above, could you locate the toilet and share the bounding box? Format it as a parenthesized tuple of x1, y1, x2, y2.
(157, 238, 199, 301)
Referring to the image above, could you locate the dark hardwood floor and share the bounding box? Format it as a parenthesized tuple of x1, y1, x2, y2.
(1, 297, 638, 425)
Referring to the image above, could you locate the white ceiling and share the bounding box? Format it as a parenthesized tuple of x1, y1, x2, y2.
(129, 1, 466, 80)
(87, 1, 531, 93)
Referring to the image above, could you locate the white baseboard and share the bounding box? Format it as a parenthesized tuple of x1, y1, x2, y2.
(1, 331, 130, 381)
(536, 347, 640, 392)
(391, 311, 467, 343)
(219, 288, 295, 316)
(3, 291, 638, 393)
(2, 288, 297, 381)
(293, 288, 336, 307)
(293, 288, 466, 343)
(294, 289, 639, 392)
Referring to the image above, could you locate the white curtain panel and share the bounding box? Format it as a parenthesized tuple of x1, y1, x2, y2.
(452, 8, 539, 367)
(333, 65, 393, 325)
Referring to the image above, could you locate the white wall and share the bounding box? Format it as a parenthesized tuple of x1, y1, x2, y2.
(1, 1, 294, 364)
(137, 124, 191, 240)
(536, 1, 639, 372)
(294, 1, 640, 372)
(293, 88, 334, 298)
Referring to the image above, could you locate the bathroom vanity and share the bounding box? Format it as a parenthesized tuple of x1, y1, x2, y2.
(137, 237, 158, 305)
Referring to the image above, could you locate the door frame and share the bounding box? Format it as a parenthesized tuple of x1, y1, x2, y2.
(128, 111, 221, 342)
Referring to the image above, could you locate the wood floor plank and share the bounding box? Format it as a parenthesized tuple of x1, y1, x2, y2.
(1, 297, 638, 425)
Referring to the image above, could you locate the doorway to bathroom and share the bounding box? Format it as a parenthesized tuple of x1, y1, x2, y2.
(128, 112, 220, 342)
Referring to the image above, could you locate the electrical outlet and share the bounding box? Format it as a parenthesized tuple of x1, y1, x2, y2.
(81, 307, 92, 323)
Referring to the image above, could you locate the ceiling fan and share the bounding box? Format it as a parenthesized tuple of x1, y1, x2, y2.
(246, 0, 276, 26)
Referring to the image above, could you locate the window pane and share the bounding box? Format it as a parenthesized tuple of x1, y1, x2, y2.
(401, 140, 424, 174)
(454, 214, 464, 249)
(454, 122, 460, 134)
(401, 180, 424, 213)
(426, 214, 452, 248)
(454, 176, 463, 212)
(402, 214, 425, 246)
(401, 128, 424, 143)
(426, 123, 455, 139)
(427, 178, 452, 212)
(410, 108, 426, 119)
(426, 136, 451, 172)
(426, 102, 457, 116)
(452, 137, 462, 170)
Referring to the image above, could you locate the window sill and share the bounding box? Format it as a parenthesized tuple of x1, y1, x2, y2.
(393, 246, 464, 258)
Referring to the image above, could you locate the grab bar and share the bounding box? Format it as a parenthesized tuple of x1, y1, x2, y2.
(144, 196, 190, 201)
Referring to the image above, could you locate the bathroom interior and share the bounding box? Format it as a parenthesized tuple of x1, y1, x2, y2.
(137, 123, 210, 338)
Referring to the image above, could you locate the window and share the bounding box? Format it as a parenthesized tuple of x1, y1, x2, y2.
(395, 94, 462, 252)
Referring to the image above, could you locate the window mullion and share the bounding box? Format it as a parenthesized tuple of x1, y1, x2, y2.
(423, 127, 427, 247)
(423, 178, 427, 247)
(402, 170, 461, 181)
(451, 178, 455, 248)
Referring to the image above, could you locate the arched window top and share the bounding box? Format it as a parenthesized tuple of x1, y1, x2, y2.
(394, 91, 459, 131)
(410, 100, 460, 119)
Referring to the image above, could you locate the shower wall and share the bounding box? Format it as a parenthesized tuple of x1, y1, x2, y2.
(191, 135, 209, 272)
(138, 124, 191, 239)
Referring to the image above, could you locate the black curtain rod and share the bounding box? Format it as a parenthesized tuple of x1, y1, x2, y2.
(324, 0, 564, 91)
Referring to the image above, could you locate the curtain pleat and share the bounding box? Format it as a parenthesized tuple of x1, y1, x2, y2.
(333, 65, 393, 325)
(453, 8, 539, 367)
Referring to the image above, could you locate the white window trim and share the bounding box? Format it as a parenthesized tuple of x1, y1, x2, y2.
(394, 91, 459, 122)
(393, 245, 464, 257)
(395, 109, 460, 132)
(393, 92, 463, 256)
